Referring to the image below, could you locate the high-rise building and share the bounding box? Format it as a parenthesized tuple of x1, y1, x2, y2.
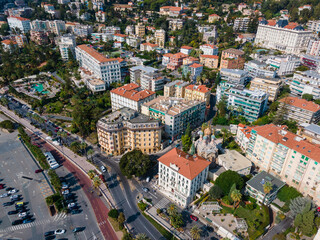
(289, 70, 320, 99)
(7, 16, 31, 33)
(58, 34, 76, 60)
(135, 22, 145, 37)
(233, 17, 250, 31)
(184, 85, 211, 105)
(220, 48, 245, 69)
(97, 108, 162, 155)
(249, 77, 281, 102)
(75, 44, 121, 85)
(164, 80, 189, 98)
(154, 29, 166, 48)
(244, 60, 277, 79)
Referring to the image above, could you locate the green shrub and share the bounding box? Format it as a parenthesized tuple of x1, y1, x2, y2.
(138, 201, 148, 211)
(108, 209, 119, 219)
(0, 120, 15, 131)
(222, 196, 230, 205)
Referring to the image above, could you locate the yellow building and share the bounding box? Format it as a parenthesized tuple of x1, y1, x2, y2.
(154, 29, 166, 48)
(135, 22, 145, 37)
(184, 84, 211, 105)
(249, 77, 281, 102)
(200, 55, 219, 69)
(97, 108, 162, 156)
(164, 80, 189, 98)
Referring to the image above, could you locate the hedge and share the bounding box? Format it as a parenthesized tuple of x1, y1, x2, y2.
(48, 169, 62, 192)
(18, 126, 49, 170)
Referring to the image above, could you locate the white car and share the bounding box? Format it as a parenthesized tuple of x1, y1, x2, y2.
(10, 195, 18, 200)
(0, 193, 8, 198)
(54, 229, 66, 235)
(8, 189, 17, 194)
(100, 166, 106, 173)
(62, 189, 69, 195)
(68, 203, 76, 208)
(18, 212, 27, 218)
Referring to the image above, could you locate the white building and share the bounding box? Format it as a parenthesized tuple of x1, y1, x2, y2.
(233, 17, 250, 31)
(307, 20, 320, 33)
(217, 150, 252, 176)
(200, 44, 218, 56)
(31, 20, 66, 35)
(220, 68, 249, 85)
(265, 55, 300, 76)
(7, 16, 31, 33)
(289, 70, 320, 99)
(255, 19, 313, 54)
(75, 44, 121, 85)
(130, 65, 158, 84)
(58, 34, 76, 60)
(307, 39, 320, 56)
(158, 148, 210, 207)
(110, 83, 156, 112)
(86, 79, 106, 92)
(180, 46, 193, 55)
(244, 60, 277, 79)
(126, 35, 141, 48)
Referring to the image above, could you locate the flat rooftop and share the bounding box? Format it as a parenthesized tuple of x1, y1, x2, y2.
(218, 150, 252, 172)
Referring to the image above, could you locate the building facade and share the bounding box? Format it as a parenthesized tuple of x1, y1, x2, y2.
(164, 80, 189, 98)
(289, 70, 320, 99)
(184, 84, 211, 105)
(200, 55, 219, 69)
(7, 16, 31, 33)
(249, 77, 281, 102)
(244, 60, 277, 79)
(58, 34, 76, 60)
(220, 48, 245, 69)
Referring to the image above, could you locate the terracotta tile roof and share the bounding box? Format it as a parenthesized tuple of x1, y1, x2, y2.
(209, 14, 220, 17)
(114, 33, 127, 37)
(201, 44, 217, 49)
(142, 42, 158, 47)
(185, 84, 210, 93)
(240, 125, 253, 139)
(200, 55, 219, 59)
(163, 53, 174, 58)
(253, 124, 320, 162)
(77, 45, 117, 63)
(222, 48, 245, 56)
(185, 56, 199, 61)
(284, 22, 298, 29)
(110, 84, 155, 102)
(181, 45, 193, 49)
(189, 63, 203, 68)
(8, 16, 29, 21)
(158, 148, 210, 180)
(279, 97, 320, 113)
(173, 52, 187, 59)
(2, 39, 17, 45)
(114, 57, 125, 63)
(267, 20, 277, 26)
(238, 123, 246, 128)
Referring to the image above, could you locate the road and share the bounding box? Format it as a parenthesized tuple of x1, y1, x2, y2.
(261, 216, 293, 240)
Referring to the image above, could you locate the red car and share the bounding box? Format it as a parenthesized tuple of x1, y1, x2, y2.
(0, 184, 4, 189)
(35, 169, 43, 173)
(190, 215, 198, 221)
(99, 174, 106, 183)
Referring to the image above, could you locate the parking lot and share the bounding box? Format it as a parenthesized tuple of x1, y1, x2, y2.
(0, 131, 102, 240)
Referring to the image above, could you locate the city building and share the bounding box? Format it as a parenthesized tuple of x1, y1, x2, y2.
(279, 96, 320, 124)
(245, 124, 320, 205)
(254, 19, 313, 54)
(169, 19, 184, 30)
(130, 65, 158, 85)
(249, 77, 281, 102)
(307, 20, 320, 33)
(220, 68, 249, 85)
(218, 150, 252, 176)
(265, 55, 300, 76)
(135, 22, 145, 37)
(85, 79, 106, 92)
(183, 57, 199, 66)
(167, 52, 187, 70)
(1, 39, 18, 52)
(73, 24, 93, 36)
(95, 11, 106, 22)
(245, 171, 285, 205)
(97, 108, 162, 156)
(289, 70, 320, 99)
(126, 35, 141, 48)
(110, 83, 156, 111)
(12, 34, 27, 48)
(180, 46, 193, 55)
(154, 29, 166, 48)
(202, 29, 218, 43)
(75, 44, 121, 85)
(208, 14, 220, 23)
(307, 39, 320, 56)
(182, 63, 203, 81)
(57, 34, 76, 60)
(30, 30, 49, 45)
(298, 5, 312, 14)
(244, 60, 277, 79)
(233, 17, 250, 31)
(199, 44, 218, 56)
(141, 96, 206, 139)
(220, 48, 245, 70)
(301, 54, 320, 70)
(184, 84, 211, 105)
(200, 55, 219, 69)
(31, 19, 66, 35)
(298, 123, 320, 145)
(164, 80, 189, 98)
(194, 127, 219, 163)
(236, 124, 253, 151)
(140, 42, 158, 52)
(158, 148, 210, 207)
(223, 87, 269, 122)
(159, 6, 184, 17)
(7, 16, 31, 33)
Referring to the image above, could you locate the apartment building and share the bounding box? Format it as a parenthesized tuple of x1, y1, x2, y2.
(289, 70, 320, 99)
(155, 29, 166, 48)
(254, 19, 312, 54)
(249, 77, 281, 102)
(75, 44, 121, 85)
(182, 63, 203, 81)
(265, 55, 300, 76)
(208, 14, 220, 23)
(164, 80, 189, 98)
(141, 96, 206, 139)
(301, 54, 320, 70)
(1, 39, 18, 52)
(86, 79, 106, 92)
(130, 65, 157, 85)
(246, 124, 320, 205)
(95, 11, 106, 22)
(307, 20, 320, 33)
(97, 108, 162, 156)
(220, 68, 249, 85)
(73, 24, 93, 36)
(141, 72, 166, 92)
(167, 52, 187, 70)
(7, 16, 31, 33)
(126, 35, 141, 48)
(200, 55, 219, 69)
(233, 17, 250, 31)
(159, 6, 184, 17)
(30, 30, 49, 45)
(184, 85, 211, 105)
(307, 39, 320, 56)
(224, 87, 268, 122)
(236, 124, 253, 151)
(183, 57, 199, 66)
(200, 44, 218, 56)
(158, 148, 210, 207)
(57, 34, 76, 60)
(180, 46, 193, 55)
(31, 19, 66, 35)
(298, 124, 320, 145)
(140, 42, 158, 52)
(110, 83, 156, 111)
(169, 19, 184, 30)
(113, 33, 127, 43)
(220, 48, 245, 69)
(135, 22, 145, 37)
(279, 97, 320, 124)
(244, 60, 277, 79)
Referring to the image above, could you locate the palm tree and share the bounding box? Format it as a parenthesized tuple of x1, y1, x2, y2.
(93, 176, 101, 189)
(262, 181, 273, 205)
(80, 142, 87, 157)
(88, 170, 95, 179)
(167, 204, 178, 216)
(135, 233, 150, 240)
(230, 189, 242, 208)
(87, 149, 94, 161)
(190, 226, 201, 240)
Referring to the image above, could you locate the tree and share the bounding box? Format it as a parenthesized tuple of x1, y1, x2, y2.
(277, 186, 302, 203)
(182, 123, 192, 152)
(216, 96, 227, 117)
(231, 189, 242, 208)
(167, 204, 178, 216)
(290, 197, 316, 217)
(170, 213, 184, 229)
(88, 170, 95, 179)
(190, 226, 201, 240)
(294, 205, 316, 236)
(118, 212, 126, 229)
(122, 232, 133, 240)
(302, 93, 313, 101)
(135, 233, 150, 240)
(215, 170, 244, 195)
(0, 97, 9, 107)
(209, 185, 223, 199)
(0, 120, 15, 131)
(93, 176, 101, 189)
(87, 149, 94, 161)
(119, 150, 151, 178)
(70, 141, 81, 153)
(262, 181, 273, 205)
(108, 209, 119, 219)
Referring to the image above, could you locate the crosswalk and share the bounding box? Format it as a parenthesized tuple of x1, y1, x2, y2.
(154, 197, 171, 210)
(0, 212, 67, 234)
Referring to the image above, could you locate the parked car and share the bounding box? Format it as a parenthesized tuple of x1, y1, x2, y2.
(0, 193, 9, 198)
(18, 212, 27, 218)
(142, 187, 149, 193)
(190, 215, 198, 221)
(44, 231, 55, 237)
(146, 177, 150, 183)
(61, 182, 68, 189)
(8, 210, 18, 215)
(72, 227, 85, 233)
(68, 203, 76, 208)
(0, 184, 5, 189)
(12, 219, 23, 225)
(23, 218, 33, 224)
(100, 166, 107, 173)
(3, 201, 14, 206)
(8, 189, 17, 194)
(55, 229, 66, 235)
(71, 209, 81, 215)
(62, 189, 69, 195)
(35, 169, 43, 173)
(99, 174, 105, 182)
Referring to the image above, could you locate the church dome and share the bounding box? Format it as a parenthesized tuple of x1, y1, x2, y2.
(204, 127, 212, 136)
